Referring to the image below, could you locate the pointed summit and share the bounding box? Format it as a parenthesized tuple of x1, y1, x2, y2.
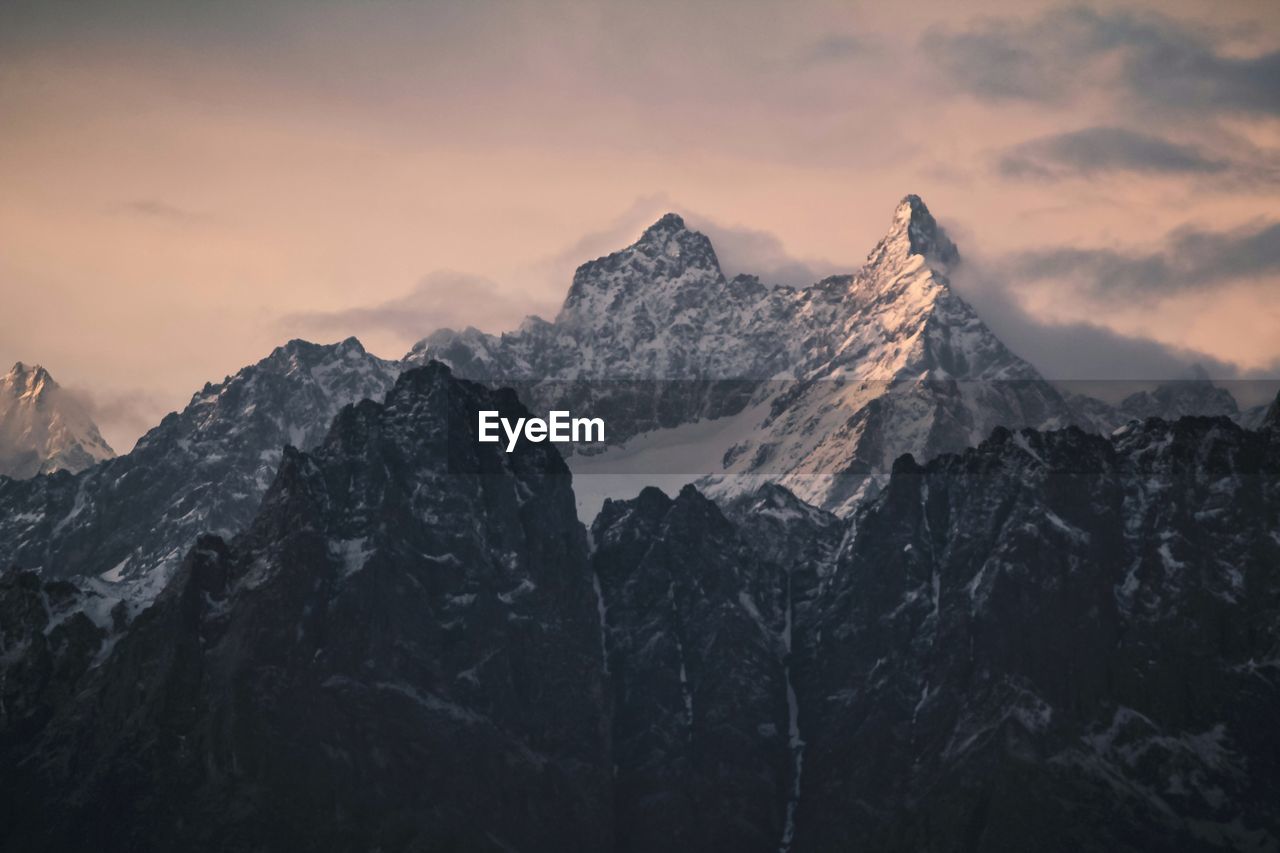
(0, 362, 114, 478)
(640, 212, 688, 238)
(559, 212, 724, 322)
(630, 212, 718, 269)
(872, 194, 959, 269)
(5, 362, 55, 398)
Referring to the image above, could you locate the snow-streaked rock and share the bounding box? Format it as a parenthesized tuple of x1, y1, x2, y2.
(591, 484, 792, 851)
(410, 195, 1075, 515)
(0, 362, 611, 851)
(0, 338, 399, 607)
(794, 415, 1280, 850)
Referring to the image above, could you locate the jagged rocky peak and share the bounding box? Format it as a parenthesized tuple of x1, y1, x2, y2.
(591, 481, 792, 851)
(258, 335, 374, 374)
(633, 212, 719, 266)
(0, 361, 114, 479)
(558, 212, 725, 323)
(868, 193, 960, 270)
(1118, 363, 1240, 423)
(793, 414, 1280, 849)
(0, 336, 400, 607)
(1264, 389, 1280, 430)
(0, 358, 612, 850)
(6, 361, 52, 395)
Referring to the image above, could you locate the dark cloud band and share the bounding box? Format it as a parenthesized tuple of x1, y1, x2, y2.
(997, 126, 1229, 179)
(924, 6, 1280, 117)
(1008, 220, 1280, 296)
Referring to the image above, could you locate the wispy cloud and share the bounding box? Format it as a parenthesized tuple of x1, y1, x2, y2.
(797, 34, 868, 67)
(62, 385, 174, 454)
(115, 199, 213, 225)
(280, 271, 541, 351)
(690, 217, 844, 287)
(1007, 220, 1280, 298)
(997, 127, 1230, 179)
(949, 258, 1278, 381)
(924, 6, 1280, 117)
(536, 195, 845, 293)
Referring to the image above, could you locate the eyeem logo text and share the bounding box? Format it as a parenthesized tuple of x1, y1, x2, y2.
(477, 410, 605, 452)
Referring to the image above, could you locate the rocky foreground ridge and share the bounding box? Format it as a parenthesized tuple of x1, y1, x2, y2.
(2, 364, 1276, 852)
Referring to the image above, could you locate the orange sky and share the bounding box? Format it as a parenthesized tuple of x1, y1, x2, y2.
(2, 0, 1278, 450)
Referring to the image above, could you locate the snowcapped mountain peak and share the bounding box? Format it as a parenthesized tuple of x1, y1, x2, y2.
(6, 361, 54, 399)
(0, 337, 399, 604)
(640, 211, 689, 238)
(558, 212, 724, 326)
(266, 335, 369, 368)
(868, 194, 959, 272)
(632, 212, 712, 260)
(0, 362, 114, 479)
(406, 194, 1071, 514)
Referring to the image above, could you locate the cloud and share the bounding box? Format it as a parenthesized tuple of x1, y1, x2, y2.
(686, 217, 845, 287)
(277, 195, 843, 363)
(924, 6, 1280, 117)
(538, 194, 676, 284)
(948, 259, 1278, 384)
(538, 195, 844, 294)
(115, 199, 213, 225)
(62, 385, 174, 454)
(797, 34, 868, 67)
(997, 126, 1231, 179)
(280, 271, 543, 350)
(1007, 220, 1280, 298)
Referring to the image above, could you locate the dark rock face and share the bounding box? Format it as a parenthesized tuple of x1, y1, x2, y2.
(1264, 390, 1280, 431)
(3, 373, 1277, 851)
(0, 364, 611, 852)
(591, 485, 791, 853)
(793, 417, 1280, 852)
(0, 570, 112, 750)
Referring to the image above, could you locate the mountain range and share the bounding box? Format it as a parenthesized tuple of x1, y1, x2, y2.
(4, 195, 1261, 614)
(0, 338, 398, 611)
(3, 361, 1276, 851)
(408, 196, 1263, 515)
(1, 196, 1277, 851)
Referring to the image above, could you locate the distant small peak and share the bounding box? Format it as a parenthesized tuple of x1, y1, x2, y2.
(5, 361, 55, 394)
(8, 361, 47, 378)
(646, 212, 686, 232)
(639, 211, 716, 246)
(1186, 363, 1212, 382)
(1263, 390, 1280, 431)
(676, 482, 705, 501)
(752, 481, 801, 506)
(338, 336, 366, 353)
(270, 337, 367, 365)
(402, 359, 454, 384)
(276, 338, 319, 355)
(637, 485, 674, 505)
